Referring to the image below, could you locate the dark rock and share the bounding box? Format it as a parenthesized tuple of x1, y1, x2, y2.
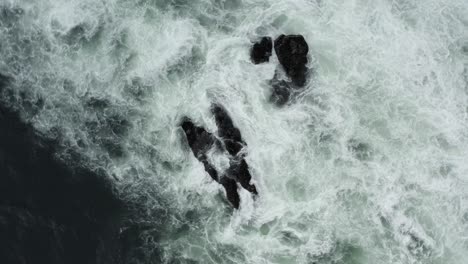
(211, 104, 258, 196)
(0, 97, 125, 263)
(219, 177, 240, 209)
(274, 34, 309, 87)
(181, 107, 259, 208)
(250, 37, 272, 64)
(180, 118, 241, 208)
(200, 158, 220, 181)
(181, 118, 218, 160)
(211, 104, 245, 156)
(226, 159, 257, 195)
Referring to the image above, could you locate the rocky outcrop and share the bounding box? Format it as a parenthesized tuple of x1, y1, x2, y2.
(211, 104, 245, 156)
(250, 37, 272, 64)
(226, 159, 258, 195)
(248, 34, 310, 106)
(180, 118, 241, 208)
(181, 119, 218, 162)
(274, 34, 309, 87)
(211, 104, 257, 195)
(181, 105, 258, 209)
(266, 34, 310, 106)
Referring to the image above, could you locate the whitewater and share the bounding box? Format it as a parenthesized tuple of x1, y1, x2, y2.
(1, 0, 468, 263)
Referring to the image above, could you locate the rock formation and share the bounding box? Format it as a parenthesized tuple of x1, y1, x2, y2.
(180, 105, 258, 208)
(274, 34, 309, 87)
(250, 37, 273, 64)
(180, 118, 241, 208)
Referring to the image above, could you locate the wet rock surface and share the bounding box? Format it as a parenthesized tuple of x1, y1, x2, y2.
(219, 177, 241, 209)
(211, 104, 257, 195)
(226, 159, 258, 195)
(181, 105, 258, 209)
(180, 118, 241, 208)
(211, 104, 245, 156)
(250, 36, 272, 64)
(181, 119, 218, 160)
(274, 34, 309, 87)
(249, 34, 310, 106)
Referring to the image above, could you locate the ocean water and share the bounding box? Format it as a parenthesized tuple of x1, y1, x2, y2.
(1, 0, 468, 263)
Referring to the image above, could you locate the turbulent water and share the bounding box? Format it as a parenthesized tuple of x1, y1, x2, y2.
(1, 0, 468, 263)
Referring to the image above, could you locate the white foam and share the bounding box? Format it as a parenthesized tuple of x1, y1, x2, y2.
(2, 0, 468, 263)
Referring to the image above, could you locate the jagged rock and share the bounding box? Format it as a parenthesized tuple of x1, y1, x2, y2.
(274, 34, 309, 87)
(181, 106, 260, 208)
(226, 159, 257, 195)
(250, 37, 272, 64)
(211, 104, 245, 156)
(180, 118, 240, 208)
(181, 119, 219, 181)
(181, 119, 218, 160)
(211, 104, 258, 195)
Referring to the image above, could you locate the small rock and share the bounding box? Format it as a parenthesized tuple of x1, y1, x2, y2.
(250, 37, 273, 64)
(181, 119, 220, 181)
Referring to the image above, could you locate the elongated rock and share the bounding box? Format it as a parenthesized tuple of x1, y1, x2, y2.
(226, 159, 258, 195)
(180, 118, 240, 208)
(211, 104, 257, 195)
(211, 104, 245, 157)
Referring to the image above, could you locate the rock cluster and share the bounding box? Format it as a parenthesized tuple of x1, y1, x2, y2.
(274, 34, 309, 87)
(250, 34, 310, 106)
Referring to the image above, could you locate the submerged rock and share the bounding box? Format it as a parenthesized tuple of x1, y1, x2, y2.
(219, 177, 241, 209)
(181, 119, 219, 182)
(347, 139, 372, 161)
(250, 37, 273, 64)
(181, 108, 258, 208)
(274, 34, 309, 87)
(269, 76, 291, 106)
